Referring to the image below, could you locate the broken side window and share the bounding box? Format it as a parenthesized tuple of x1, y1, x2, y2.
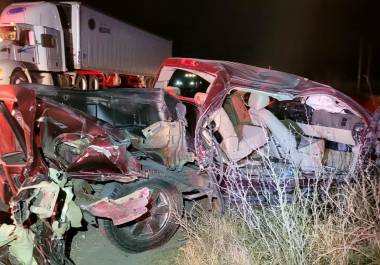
(168, 69, 210, 98)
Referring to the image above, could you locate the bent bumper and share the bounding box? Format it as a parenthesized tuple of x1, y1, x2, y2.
(85, 187, 150, 225)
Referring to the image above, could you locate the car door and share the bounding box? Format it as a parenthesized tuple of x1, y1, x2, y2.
(0, 100, 28, 206)
(17, 25, 37, 64)
(42, 27, 62, 70)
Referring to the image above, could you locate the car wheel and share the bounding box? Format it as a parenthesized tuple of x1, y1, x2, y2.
(99, 179, 183, 253)
(10, 70, 28, 84)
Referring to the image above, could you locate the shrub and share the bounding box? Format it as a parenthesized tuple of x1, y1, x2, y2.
(177, 151, 380, 265)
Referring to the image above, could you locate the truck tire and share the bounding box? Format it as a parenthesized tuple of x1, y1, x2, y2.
(145, 77, 154, 88)
(98, 179, 183, 253)
(56, 74, 71, 88)
(75, 74, 87, 90)
(10, 70, 28, 85)
(88, 75, 99, 90)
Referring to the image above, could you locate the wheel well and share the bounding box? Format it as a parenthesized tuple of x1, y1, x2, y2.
(11, 68, 24, 76)
(10, 68, 32, 83)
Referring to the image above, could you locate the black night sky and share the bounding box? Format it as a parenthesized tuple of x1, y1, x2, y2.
(1, 0, 379, 95)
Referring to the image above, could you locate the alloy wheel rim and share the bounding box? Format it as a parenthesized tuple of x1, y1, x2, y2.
(124, 189, 171, 239)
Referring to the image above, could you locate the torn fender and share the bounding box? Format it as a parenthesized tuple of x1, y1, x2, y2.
(85, 187, 150, 225)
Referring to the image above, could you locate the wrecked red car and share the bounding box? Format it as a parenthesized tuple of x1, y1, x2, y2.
(156, 58, 379, 198)
(0, 85, 151, 264)
(20, 58, 380, 255)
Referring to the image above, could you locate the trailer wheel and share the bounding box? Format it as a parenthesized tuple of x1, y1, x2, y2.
(98, 179, 183, 253)
(10, 70, 28, 85)
(145, 77, 154, 88)
(75, 74, 87, 90)
(57, 74, 71, 88)
(88, 75, 100, 90)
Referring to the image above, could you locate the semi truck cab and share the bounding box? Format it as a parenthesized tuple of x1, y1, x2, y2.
(0, 2, 66, 84)
(0, 2, 171, 89)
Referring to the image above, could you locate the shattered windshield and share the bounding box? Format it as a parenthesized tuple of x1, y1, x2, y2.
(0, 26, 17, 42)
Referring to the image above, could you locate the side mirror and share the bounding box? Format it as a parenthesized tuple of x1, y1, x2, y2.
(28, 31, 35, 46)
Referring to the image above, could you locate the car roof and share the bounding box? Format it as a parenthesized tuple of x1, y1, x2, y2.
(160, 58, 371, 122)
(161, 57, 333, 96)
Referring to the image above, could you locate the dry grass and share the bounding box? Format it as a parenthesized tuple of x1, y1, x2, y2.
(176, 212, 252, 265)
(175, 150, 380, 265)
(312, 176, 380, 265)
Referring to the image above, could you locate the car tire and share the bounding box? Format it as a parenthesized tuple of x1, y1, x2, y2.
(10, 70, 28, 85)
(75, 74, 87, 90)
(88, 75, 99, 90)
(99, 179, 183, 253)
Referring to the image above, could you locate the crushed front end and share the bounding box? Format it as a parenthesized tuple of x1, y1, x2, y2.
(0, 85, 150, 264)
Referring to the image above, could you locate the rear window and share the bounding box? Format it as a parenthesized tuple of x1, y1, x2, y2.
(168, 69, 209, 98)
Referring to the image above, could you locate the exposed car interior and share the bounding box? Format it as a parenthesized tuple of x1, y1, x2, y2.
(208, 90, 365, 174)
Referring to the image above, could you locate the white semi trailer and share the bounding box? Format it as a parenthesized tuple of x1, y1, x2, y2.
(0, 1, 172, 89)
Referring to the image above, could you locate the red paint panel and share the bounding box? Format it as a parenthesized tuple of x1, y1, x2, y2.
(87, 187, 150, 225)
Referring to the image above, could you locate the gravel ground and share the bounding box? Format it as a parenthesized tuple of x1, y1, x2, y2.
(70, 225, 185, 265)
